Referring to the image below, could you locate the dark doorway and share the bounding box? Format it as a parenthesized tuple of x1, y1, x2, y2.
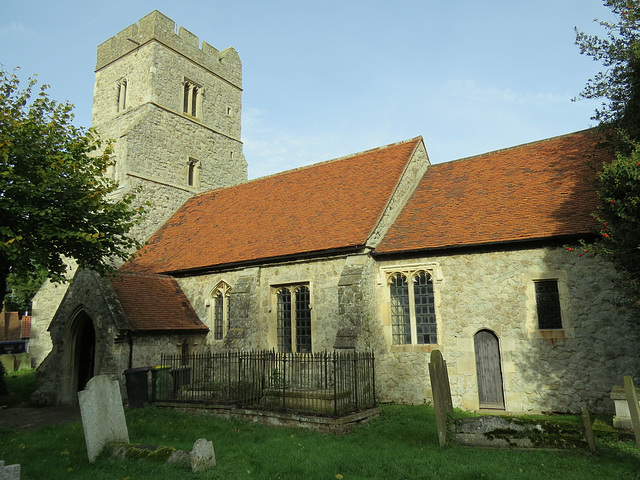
(75, 312, 96, 392)
(474, 329, 505, 409)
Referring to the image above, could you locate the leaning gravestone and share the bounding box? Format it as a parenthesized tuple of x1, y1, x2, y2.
(428, 350, 454, 447)
(78, 375, 130, 462)
(624, 376, 640, 452)
(0, 460, 20, 480)
(0, 355, 14, 374)
(14, 353, 31, 372)
(581, 406, 596, 453)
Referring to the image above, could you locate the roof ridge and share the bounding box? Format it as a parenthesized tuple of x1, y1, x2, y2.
(189, 136, 424, 199)
(434, 128, 597, 167)
(113, 270, 173, 279)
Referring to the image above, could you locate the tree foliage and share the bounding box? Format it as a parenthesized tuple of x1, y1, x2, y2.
(4, 266, 48, 313)
(574, 1, 640, 308)
(0, 68, 144, 304)
(576, 0, 640, 143)
(570, 147, 640, 307)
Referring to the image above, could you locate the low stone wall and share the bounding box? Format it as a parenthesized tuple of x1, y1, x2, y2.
(154, 402, 381, 434)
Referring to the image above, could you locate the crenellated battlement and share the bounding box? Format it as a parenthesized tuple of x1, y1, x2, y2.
(96, 10, 241, 88)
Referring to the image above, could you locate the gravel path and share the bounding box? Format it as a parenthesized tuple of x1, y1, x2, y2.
(0, 406, 81, 430)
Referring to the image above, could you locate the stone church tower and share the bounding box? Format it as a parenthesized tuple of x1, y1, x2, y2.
(29, 11, 248, 365)
(93, 10, 247, 241)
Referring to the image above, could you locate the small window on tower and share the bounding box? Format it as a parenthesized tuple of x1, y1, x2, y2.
(117, 79, 127, 112)
(187, 158, 200, 188)
(183, 79, 202, 118)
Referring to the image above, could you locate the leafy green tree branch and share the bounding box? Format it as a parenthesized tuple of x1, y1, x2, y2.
(0, 68, 145, 305)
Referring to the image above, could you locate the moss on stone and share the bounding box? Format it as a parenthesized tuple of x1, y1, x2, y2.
(110, 443, 177, 462)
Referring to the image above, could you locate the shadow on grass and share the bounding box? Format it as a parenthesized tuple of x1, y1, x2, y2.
(0, 369, 37, 408)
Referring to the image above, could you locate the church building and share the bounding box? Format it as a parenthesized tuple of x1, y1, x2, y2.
(31, 11, 640, 414)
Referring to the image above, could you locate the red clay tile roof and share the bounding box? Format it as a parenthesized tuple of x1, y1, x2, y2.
(376, 130, 610, 254)
(1, 310, 21, 341)
(21, 316, 31, 339)
(123, 137, 423, 274)
(110, 273, 207, 332)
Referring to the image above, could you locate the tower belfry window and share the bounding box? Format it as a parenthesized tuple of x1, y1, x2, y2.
(183, 80, 201, 118)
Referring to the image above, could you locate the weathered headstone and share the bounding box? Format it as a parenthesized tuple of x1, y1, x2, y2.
(190, 438, 216, 473)
(428, 350, 453, 447)
(14, 353, 31, 371)
(581, 406, 596, 453)
(0, 355, 14, 374)
(78, 375, 130, 462)
(624, 376, 640, 451)
(0, 460, 21, 480)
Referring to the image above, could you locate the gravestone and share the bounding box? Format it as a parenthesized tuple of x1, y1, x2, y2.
(0, 460, 20, 480)
(0, 355, 14, 374)
(623, 376, 640, 452)
(581, 406, 596, 453)
(78, 375, 130, 462)
(190, 438, 216, 473)
(14, 353, 31, 371)
(428, 350, 453, 447)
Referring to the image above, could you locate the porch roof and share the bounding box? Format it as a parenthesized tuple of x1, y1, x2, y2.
(110, 273, 208, 332)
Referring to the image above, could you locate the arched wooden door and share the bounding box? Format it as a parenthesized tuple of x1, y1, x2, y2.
(474, 329, 505, 409)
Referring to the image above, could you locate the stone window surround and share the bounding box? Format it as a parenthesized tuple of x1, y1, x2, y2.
(523, 270, 574, 341)
(182, 78, 203, 119)
(379, 263, 443, 352)
(186, 157, 201, 188)
(116, 77, 127, 113)
(269, 282, 314, 353)
(205, 281, 231, 341)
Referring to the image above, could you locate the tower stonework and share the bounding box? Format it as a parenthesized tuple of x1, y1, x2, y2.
(93, 9, 248, 241)
(29, 11, 248, 367)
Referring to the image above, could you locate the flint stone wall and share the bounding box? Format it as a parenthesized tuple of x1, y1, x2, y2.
(373, 244, 640, 414)
(176, 254, 373, 352)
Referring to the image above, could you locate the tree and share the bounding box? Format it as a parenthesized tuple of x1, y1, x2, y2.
(0, 68, 145, 305)
(4, 265, 48, 313)
(573, 1, 640, 308)
(575, 0, 640, 144)
(571, 147, 640, 308)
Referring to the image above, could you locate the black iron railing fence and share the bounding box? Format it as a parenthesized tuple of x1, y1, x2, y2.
(154, 350, 376, 416)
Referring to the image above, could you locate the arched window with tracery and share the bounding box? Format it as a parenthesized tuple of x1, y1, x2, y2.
(211, 282, 231, 340)
(388, 269, 437, 345)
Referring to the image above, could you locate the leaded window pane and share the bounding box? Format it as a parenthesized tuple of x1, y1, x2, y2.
(226, 294, 231, 334)
(535, 280, 562, 329)
(390, 273, 411, 344)
(277, 289, 292, 352)
(191, 86, 198, 116)
(295, 286, 312, 353)
(414, 271, 437, 344)
(183, 83, 190, 113)
(213, 291, 224, 340)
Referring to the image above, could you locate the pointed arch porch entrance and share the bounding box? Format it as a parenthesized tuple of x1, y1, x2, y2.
(62, 309, 97, 403)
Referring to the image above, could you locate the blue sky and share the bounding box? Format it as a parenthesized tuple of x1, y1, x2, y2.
(2, 0, 613, 178)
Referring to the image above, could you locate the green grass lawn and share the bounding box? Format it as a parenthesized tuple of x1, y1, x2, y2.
(0, 368, 37, 407)
(1, 372, 639, 479)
